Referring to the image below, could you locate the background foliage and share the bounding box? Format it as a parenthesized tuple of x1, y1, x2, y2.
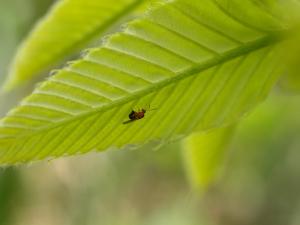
(0, 0, 299, 224)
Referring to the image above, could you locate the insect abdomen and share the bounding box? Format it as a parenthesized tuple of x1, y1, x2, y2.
(129, 111, 136, 120)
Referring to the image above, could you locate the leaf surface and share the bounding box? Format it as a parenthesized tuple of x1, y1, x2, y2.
(4, 0, 147, 91)
(0, 0, 288, 165)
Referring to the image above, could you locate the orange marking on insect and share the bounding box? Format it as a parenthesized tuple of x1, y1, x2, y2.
(123, 105, 157, 124)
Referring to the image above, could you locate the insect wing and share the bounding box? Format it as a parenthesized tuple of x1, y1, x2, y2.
(123, 119, 136, 124)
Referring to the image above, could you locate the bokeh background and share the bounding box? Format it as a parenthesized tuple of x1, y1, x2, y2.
(0, 1, 300, 225)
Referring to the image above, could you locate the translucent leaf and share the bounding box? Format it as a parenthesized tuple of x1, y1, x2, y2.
(3, 0, 148, 91)
(0, 0, 289, 165)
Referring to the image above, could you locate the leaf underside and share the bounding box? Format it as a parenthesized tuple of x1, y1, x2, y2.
(0, 0, 286, 165)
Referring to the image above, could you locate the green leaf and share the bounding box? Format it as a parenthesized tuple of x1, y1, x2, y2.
(183, 126, 235, 190)
(279, 27, 300, 93)
(280, 72, 300, 93)
(3, 0, 147, 91)
(0, 0, 289, 165)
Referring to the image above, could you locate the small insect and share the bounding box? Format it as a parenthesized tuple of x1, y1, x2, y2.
(123, 105, 157, 124)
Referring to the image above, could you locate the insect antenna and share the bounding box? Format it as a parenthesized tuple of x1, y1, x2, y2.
(147, 108, 158, 111)
(146, 104, 158, 111)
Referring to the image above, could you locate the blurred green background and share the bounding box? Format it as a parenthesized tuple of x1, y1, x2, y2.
(0, 1, 300, 225)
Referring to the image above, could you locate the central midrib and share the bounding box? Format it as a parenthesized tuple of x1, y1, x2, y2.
(2, 33, 281, 142)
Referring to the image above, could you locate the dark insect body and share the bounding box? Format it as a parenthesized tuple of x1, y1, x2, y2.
(123, 106, 157, 124)
(129, 109, 146, 120)
(123, 109, 146, 124)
